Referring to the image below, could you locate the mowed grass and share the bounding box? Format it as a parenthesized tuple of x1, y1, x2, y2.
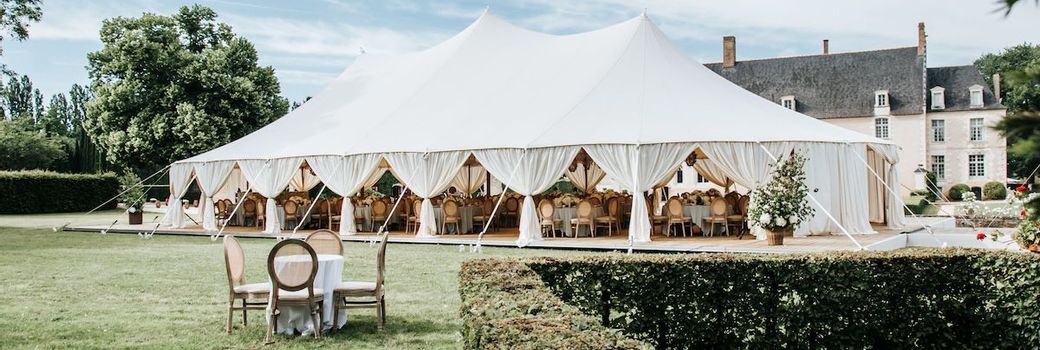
(0, 227, 597, 349)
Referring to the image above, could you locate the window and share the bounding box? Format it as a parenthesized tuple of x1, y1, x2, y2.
(874, 117, 890, 139)
(969, 85, 984, 108)
(931, 119, 945, 142)
(875, 92, 888, 107)
(697, 174, 708, 183)
(931, 155, 945, 180)
(676, 170, 683, 183)
(930, 86, 945, 110)
(968, 154, 985, 177)
(780, 95, 795, 110)
(970, 118, 984, 141)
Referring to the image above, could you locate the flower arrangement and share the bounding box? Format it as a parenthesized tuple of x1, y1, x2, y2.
(118, 173, 145, 212)
(746, 153, 815, 244)
(705, 188, 721, 198)
(554, 193, 580, 208)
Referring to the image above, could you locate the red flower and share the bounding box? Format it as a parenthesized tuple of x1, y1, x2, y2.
(976, 232, 987, 241)
(1018, 185, 1028, 193)
(1023, 209, 1029, 218)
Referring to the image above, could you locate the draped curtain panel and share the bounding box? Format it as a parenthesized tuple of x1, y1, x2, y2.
(364, 168, 388, 189)
(452, 165, 487, 196)
(565, 163, 607, 193)
(836, 145, 874, 234)
(474, 147, 580, 247)
(866, 149, 886, 224)
(384, 151, 469, 237)
(307, 154, 383, 235)
(239, 158, 302, 234)
(161, 163, 196, 228)
(585, 143, 696, 243)
(692, 160, 734, 188)
(797, 143, 841, 236)
(868, 144, 906, 229)
(193, 161, 236, 232)
(288, 168, 322, 192)
(215, 167, 247, 201)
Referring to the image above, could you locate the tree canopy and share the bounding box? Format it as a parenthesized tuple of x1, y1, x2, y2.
(84, 5, 289, 175)
(975, 45, 1040, 180)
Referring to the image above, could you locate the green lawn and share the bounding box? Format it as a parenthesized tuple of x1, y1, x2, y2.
(0, 226, 595, 349)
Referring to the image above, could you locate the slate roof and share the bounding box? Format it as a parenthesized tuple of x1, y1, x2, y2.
(705, 47, 928, 119)
(926, 65, 1005, 112)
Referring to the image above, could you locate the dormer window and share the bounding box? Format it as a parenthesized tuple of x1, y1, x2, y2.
(780, 95, 796, 110)
(875, 90, 889, 107)
(930, 86, 945, 110)
(969, 84, 984, 108)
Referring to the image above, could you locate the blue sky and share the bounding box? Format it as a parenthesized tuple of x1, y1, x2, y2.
(4, 0, 1039, 102)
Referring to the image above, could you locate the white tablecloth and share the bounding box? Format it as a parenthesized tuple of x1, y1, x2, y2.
(433, 206, 478, 234)
(554, 207, 603, 237)
(268, 254, 346, 335)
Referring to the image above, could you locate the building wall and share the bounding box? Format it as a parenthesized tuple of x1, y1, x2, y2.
(827, 113, 928, 196)
(925, 109, 1007, 194)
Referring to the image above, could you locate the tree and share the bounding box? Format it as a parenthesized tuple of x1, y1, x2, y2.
(0, 120, 67, 170)
(84, 5, 289, 175)
(976, 45, 1040, 179)
(0, 0, 42, 71)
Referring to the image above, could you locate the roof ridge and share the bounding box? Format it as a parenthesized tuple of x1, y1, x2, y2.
(704, 46, 918, 65)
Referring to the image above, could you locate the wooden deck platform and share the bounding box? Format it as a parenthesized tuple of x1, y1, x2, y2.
(64, 221, 909, 254)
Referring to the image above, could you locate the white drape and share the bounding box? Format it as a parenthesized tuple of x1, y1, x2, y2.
(452, 165, 487, 196)
(288, 168, 322, 192)
(565, 163, 607, 193)
(193, 161, 236, 232)
(307, 154, 383, 235)
(384, 152, 469, 237)
(474, 147, 580, 247)
(836, 145, 874, 234)
(215, 167, 247, 201)
(866, 149, 886, 223)
(238, 158, 301, 234)
(699, 142, 798, 239)
(585, 143, 696, 243)
(798, 143, 841, 236)
(868, 143, 906, 229)
(161, 163, 195, 228)
(692, 160, 734, 187)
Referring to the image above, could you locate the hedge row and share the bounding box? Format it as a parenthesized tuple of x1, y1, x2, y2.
(459, 258, 649, 350)
(520, 250, 1040, 349)
(0, 170, 119, 214)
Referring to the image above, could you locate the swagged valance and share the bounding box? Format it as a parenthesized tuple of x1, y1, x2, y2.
(164, 11, 903, 246)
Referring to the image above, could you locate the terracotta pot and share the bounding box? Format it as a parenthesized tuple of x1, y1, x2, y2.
(128, 211, 143, 225)
(766, 228, 791, 246)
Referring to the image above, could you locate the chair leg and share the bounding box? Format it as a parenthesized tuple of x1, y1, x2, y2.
(265, 309, 276, 344)
(241, 298, 248, 326)
(226, 298, 234, 334)
(310, 303, 321, 339)
(332, 296, 341, 331)
(377, 296, 386, 331)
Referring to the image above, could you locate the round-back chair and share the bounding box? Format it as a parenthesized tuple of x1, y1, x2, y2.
(305, 229, 343, 256)
(265, 239, 323, 341)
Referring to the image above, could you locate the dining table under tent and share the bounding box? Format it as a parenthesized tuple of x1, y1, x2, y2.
(161, 10, 906, 248)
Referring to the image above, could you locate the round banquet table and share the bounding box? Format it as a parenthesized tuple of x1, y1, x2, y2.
(554, 207, 603, 237)
(267, 254, 347, 335)
(434, 206, 478, 234)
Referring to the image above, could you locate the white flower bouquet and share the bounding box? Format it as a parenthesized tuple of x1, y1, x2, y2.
(746, 153, 815, 237)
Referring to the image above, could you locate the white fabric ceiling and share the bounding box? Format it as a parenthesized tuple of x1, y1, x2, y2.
(177, 10, 888, 164)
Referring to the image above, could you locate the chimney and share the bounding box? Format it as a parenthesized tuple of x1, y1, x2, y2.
(917, 22, 926, 56)
(823, 39, 829, 54)
(723, 36, 736, 68)
(993, 74, 1002, 102)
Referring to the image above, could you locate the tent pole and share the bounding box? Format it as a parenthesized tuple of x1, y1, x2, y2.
(756, 142, 864, 250)
(850, 149, 942, 246)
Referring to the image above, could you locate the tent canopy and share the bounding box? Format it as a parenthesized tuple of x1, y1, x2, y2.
(180, 10, 887, 163)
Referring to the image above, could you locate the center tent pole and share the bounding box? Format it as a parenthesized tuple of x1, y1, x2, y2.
(756, 142, 864, 250)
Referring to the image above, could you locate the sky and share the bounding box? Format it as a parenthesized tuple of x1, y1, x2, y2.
(3, 0, 1039, 103)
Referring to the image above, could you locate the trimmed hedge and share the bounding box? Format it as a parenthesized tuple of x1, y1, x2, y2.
(948, 183, 971, 201)
(0, 170, 119, 214)
(459, 258, 650, 350)
(461, 250, 1040, 349)
(984, 181, 1007, 200)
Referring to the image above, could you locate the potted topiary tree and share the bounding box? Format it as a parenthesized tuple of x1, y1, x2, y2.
(747, 152, 815, 246)
(119, 173, 146, 225)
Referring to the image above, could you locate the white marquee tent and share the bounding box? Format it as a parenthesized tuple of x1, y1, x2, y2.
(163, 11, 905, 246)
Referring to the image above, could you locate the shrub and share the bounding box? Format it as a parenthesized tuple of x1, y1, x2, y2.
(904, 197, 929, 215)
(948, 183, 971, 201)
(0, 170, 119, 214)
(0, 121, 71, 171)
(459, 258, 649, 350)
(925, 171, 941, 201)
(459, 251, 1040, 349)
(984, 181, 1008, 200)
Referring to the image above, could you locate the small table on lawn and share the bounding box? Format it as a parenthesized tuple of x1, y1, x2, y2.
(268, 254, 347, 335)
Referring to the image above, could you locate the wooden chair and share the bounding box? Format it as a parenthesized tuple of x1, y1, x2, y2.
(732, 196, 751, 239)
(665, 198, 692, 237)
(703, 198, 729, 236)
(397, 196, 411, 231)
(305, 229, 343, 256)
(595, 197, 620, 236)
(588, 197, 602, 207)
(371, 200, 388, 230)
(647, 194, 667, 235)
(283, 200, 300, 229)
(310, 199, 329, 229)
(256, 199, 267, 229)
(265, 239, 324, 343)
(243, 199, 257, 227)
(472, 199, 495, 232)
(502, 197, 519, 226)
(441, 200, 461, 234)
(537, 199, 561, 238)
(570, 200, 595, 238)
(329, 198, 342, 231)
(223, 236, 270, 334)
(333, 232, 388, 330)
(406, 200, 422, 233)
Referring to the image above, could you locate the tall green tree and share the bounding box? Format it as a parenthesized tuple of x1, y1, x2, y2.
(976, 45, 1040, 180)
(84, 5, 289, 175)
(0, 0, 42, 71)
